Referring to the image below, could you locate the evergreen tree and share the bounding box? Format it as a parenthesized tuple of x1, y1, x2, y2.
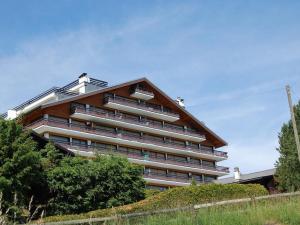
(0, 119, 47, 218)
(275, 101, 300, 191)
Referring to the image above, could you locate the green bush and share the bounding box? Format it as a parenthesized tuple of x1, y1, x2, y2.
(46, 155, 145, 215)
(43, 183, 268, 222)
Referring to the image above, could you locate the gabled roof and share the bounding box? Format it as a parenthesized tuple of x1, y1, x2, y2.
(40, 77, 228, 148)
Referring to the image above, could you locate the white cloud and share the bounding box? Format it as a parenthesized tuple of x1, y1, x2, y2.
(187, 77, 299, 107)
(219, 138, 280, 175)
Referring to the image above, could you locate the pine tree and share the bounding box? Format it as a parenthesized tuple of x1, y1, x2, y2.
(275, 101, 300, 191)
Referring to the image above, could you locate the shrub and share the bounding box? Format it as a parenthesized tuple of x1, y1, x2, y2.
(46, 155, 145, 215)
(43, 183, 268, 222)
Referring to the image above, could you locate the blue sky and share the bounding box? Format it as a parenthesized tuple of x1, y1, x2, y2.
(1, 0, 300, 175)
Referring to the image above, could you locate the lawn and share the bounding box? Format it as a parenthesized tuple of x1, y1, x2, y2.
(108, 195, 300, 225)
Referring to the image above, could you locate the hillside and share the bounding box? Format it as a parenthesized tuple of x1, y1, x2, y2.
(42, 183, 267, 222)
(123, 194, 300, 225)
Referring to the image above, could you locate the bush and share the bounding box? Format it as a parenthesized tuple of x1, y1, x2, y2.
(46, 155, 145, 215)
(43, 183, 268, 222)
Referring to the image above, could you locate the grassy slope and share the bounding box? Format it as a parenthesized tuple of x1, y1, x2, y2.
(117, 196, 300, 225)
(43, 184, 267, 222)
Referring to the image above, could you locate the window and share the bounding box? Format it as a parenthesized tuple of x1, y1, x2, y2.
(72, 138, 87, 146)
(190, 142, 200, 149)
(122, 113, 139, 122)
(144, 134, 164, 142)
(48, 115, 68, 123)
(127, 148, 142, 156)
(121, 129, 140, 138)
(144, 167, 151, 174)
(166, 138, 185, 147)
(71, 102, 85, 109)
(94, 142, 116, 150)
(49, 135, 69, 143)
(92, 106, 114, 115)
(94, 124, 115, 133)
(72, 119, 86, 126)
(192, 174, 203, 182)
(168, 171, 189, 179)
(204, 175, 216, 182)
(164, 122, 183, 131)
(145, 102, 161, 110)
(168, 154, 187, 162)
(142, 117, 162, 127)
(148, 151, 165, 159)
(186, 126, 198, 133)
(115, 95, 138, 104)
(162, 106, 172, 113)
(150, 168, 167, 176)
(190, 158, 200, 165)
(200, 145, 214, 153)
(202, 160, 215, 167)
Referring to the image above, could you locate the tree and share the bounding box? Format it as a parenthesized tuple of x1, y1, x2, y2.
(275, 101, 300, 191)
(0, 118, 146, 218)
(0, 119, 47, 219)
(46, 155, 145, 215)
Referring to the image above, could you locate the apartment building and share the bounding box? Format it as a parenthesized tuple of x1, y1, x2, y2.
(1, 73, 229, 190)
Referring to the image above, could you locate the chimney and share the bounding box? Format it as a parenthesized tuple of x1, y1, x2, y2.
(234, 167, 241, 180)
(78, 73, 90, 84)
(77, 73, 90, 94)
(176, 97, 185, 108)
(7, 109, 17, 120)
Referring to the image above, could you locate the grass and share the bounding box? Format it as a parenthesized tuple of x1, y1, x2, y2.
(42, 184, 267, 222)
(105, 196, 300, 225)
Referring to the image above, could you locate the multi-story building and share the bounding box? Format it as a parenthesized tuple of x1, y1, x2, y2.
(1, 73, 229, 190)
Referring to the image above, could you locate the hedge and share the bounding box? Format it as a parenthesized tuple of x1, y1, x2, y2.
(41, 183, 268, 222)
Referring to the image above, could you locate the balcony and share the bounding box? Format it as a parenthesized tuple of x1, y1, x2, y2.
(130, 88, 154, 100)
(52, 141, 229, 176)
(26, 118, 228, 161)
(103, 96, 180, 122)
(71, 106, 206, 142)
(143, 172, 200, 187)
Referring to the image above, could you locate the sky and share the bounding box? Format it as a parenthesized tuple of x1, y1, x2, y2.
(1, 0, 300, 176)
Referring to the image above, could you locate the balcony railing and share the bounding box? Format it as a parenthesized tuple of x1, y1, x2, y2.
(51, 140, 229, 174)
(143, 172, 202, 184)
(104, 96, 180, 118)
(72, 106, 205, 139)
(26, 118, 228, 159)
(132, 88, 154, 96)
